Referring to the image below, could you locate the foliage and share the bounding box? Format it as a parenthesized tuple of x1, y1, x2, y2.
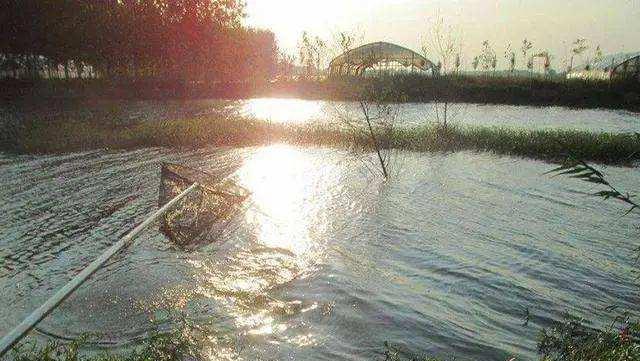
(569, 39, 589, 72)
(547, 159, 639, 214)
(505, 44, 516, 73)
(298, 31, 327, 77)
(479, 41, 497, 71)
(543, 160, 640, 361)
(0, 0, 278, 83)
(538, 315, 640, 361)
(522, 39, 533, 70)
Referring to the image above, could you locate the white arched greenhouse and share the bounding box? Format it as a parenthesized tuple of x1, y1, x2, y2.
(568, 52, 640, 81)
(329, 42, 436, 76)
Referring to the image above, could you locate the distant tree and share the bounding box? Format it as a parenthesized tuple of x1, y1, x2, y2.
(299, 31, 316, 77)
(544, 54, 551, 74)
(472, 56, 479, 71)
(569, 38, 589, 72)
(277, 51, 296, 80)
(336, 31, 355, 54)
(521, 39, 533, 71)
(421, 12, 460, 73)
(593, 45, 604, 65)
(505, 44, 516, 73)
(298, 31, 327, 78)
(454, 53, 461, 73)
(0, 0, 277, 83)
(479, 40, 497, 71)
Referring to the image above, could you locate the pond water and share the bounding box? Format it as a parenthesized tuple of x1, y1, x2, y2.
(237, 98, 640, 132)
(2, 97, 639, 133)
(1, 145, 638, 360)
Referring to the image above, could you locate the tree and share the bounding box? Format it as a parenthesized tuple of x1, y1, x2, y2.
(569, 38, 589, 72)
(0, 0, 276, 84)
(593, 44, 604, 65)
(505, 44, 516, 73)
(277, 51, 296, 80)
(298, 31, 327, 78)
(472, 56, 479, 71)
(335, 83, 404, 179)
(454, 53, 461, 73)
(422, 13, 460, 74)
(479, 40, 497, 71)
(521, 39, 533, 71)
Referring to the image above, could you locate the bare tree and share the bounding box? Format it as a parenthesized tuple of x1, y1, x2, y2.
(421, 13, 461, 74)
(334, 85, 402, 179)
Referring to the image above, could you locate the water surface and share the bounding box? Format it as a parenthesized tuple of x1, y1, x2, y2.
(2, 97, 639, 133)
(1, 146, 638, 360)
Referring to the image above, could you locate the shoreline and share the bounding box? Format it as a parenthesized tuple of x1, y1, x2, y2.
(2, 115, 639, 166)
(2, 75, 640, 113)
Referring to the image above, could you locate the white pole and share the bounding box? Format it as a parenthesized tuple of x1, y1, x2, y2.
(0, 182, 200, 357)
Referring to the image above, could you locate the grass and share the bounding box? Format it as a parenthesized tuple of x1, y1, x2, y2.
(272, 74, 640, 112)
(3, 75, 640, 111)
(1, 114, 639, 166)
(1, 114, 639, 165)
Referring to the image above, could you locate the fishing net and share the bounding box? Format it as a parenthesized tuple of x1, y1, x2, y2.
(159, 163, 250, 249)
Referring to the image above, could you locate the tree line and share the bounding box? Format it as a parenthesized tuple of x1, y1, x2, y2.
(0, 0, 278, 83)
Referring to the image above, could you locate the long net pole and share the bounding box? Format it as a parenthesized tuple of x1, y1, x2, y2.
(0, 182, 200, 357)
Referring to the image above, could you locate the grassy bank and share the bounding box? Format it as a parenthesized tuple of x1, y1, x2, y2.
(3, 74, 640, 112)
(2, 115, 639, 165)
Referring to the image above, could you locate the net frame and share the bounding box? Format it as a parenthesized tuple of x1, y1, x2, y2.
(159, 163, 250, 249)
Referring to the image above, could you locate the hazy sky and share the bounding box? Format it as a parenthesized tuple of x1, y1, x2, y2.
(245, 0, 640, 70)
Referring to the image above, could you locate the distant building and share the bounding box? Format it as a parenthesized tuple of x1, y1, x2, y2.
(567, 52, 640, 81)
(328, 42, 436, 76)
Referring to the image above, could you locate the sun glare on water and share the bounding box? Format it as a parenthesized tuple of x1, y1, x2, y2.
(241, 98, 323, 124)
(237, 144, 322, 256)
(192, 145, 333, 348)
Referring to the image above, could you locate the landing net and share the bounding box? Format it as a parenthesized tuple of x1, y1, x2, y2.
(159, 163, 250, 249)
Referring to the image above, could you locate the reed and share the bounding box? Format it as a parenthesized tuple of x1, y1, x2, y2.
(2, 115, 639, 165)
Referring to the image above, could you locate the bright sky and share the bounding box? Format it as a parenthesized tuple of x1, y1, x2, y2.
(244, 0, 640, 70)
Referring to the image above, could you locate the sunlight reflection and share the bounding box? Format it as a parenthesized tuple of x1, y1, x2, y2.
(192, 145, 333, 349)
(241, 98, 323, 124)
(237, 144, 321, 256)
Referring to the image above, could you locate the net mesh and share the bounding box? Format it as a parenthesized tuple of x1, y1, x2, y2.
(159, 163, 250, 249)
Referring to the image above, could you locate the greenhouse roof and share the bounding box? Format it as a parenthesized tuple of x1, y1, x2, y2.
(329, 42, 434, 72)
(574, 51, 640, 71)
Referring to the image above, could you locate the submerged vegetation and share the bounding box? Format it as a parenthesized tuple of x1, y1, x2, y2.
(1, 114, 639, 166)
(9, 328, 202, 361)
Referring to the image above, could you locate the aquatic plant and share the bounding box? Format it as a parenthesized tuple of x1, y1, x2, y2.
(2, 114, 640, 166)
(538, 314, 640, 361)
(541, 161, 640, 360)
